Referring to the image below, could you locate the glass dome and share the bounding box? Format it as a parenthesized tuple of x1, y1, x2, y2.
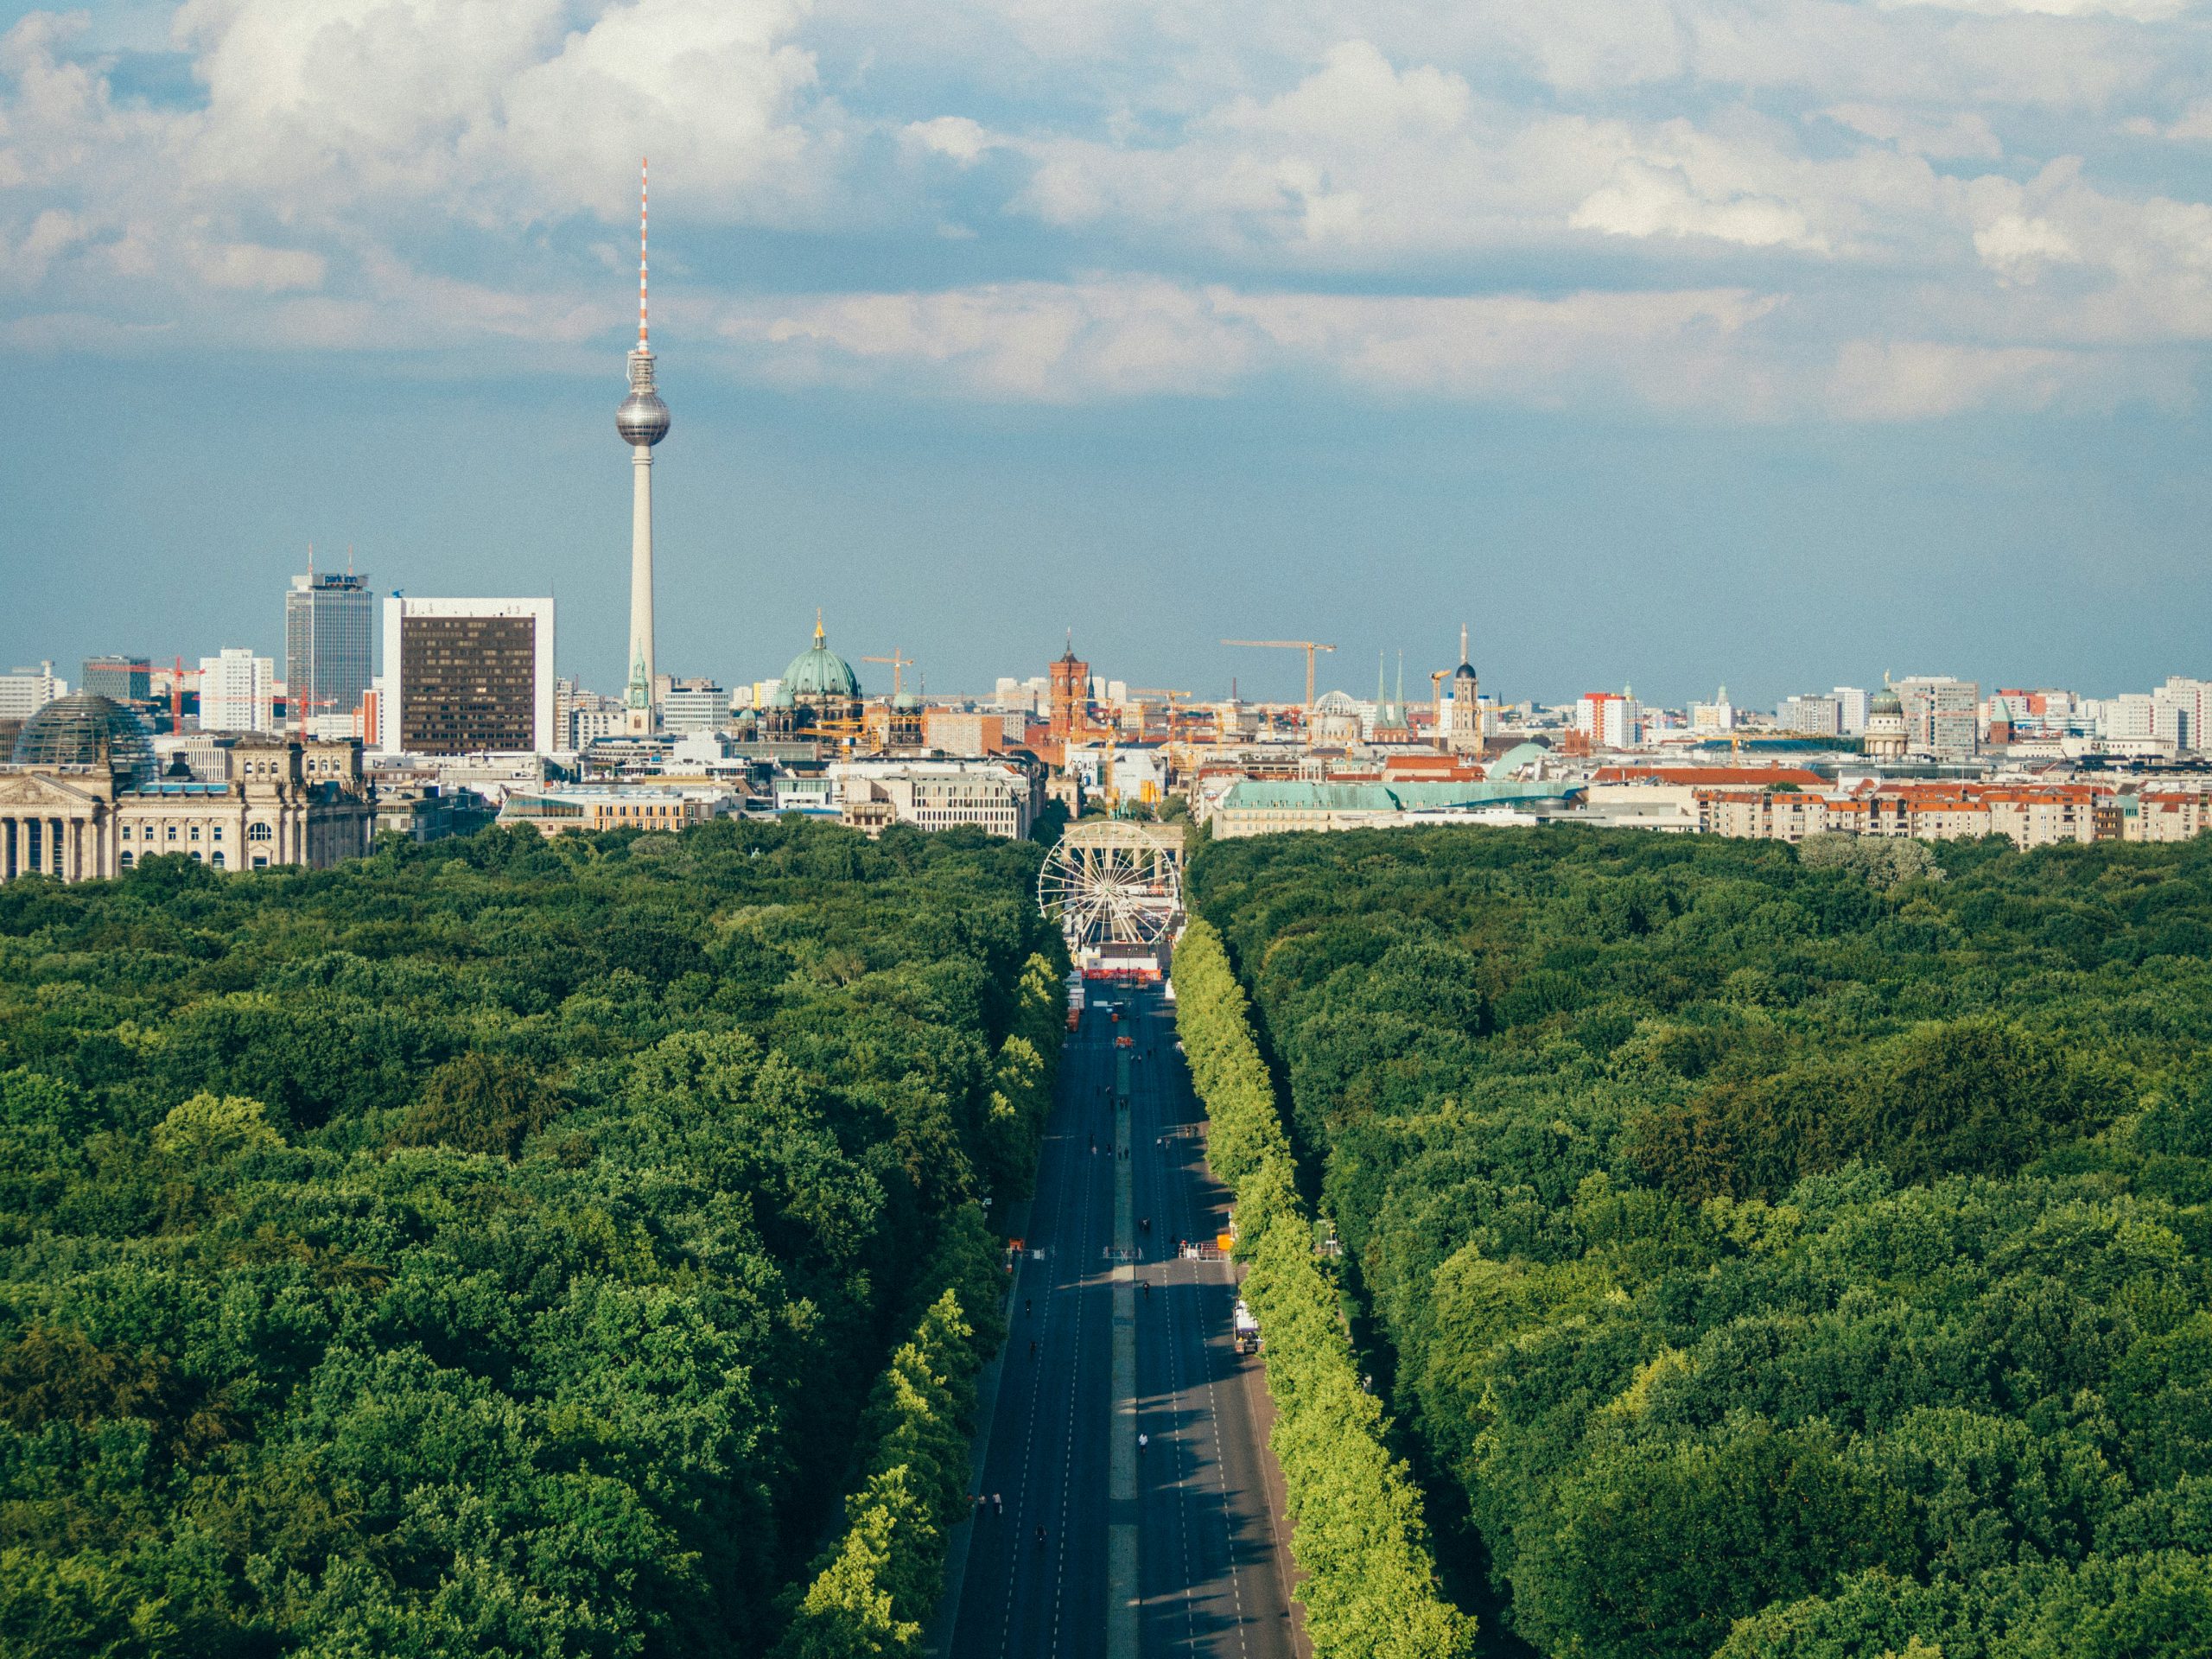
(10, 694, 156, 785)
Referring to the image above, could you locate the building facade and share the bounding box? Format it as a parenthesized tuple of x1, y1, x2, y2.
(830, 760, 1037, 838)
(0, 663, 67, 721)
(380, 597, 556, 755)
(1896, 676, 1980, 760)
(1577, 690, 1641, 750)
(1777, 694, 1842, 736)
(660, 679, 725, 734)
(81, 657, 151, 702)
(285, 569, 376, 725)
(0, 696, 372, 882)
(198, 648, 276, 734)
(498, 784, 738, 838)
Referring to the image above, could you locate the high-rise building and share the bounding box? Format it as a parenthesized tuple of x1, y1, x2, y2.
(615, 160, 671, 736)
(1578, 690, 1641, 749)
(2153, 677, 2210, 753)
(285, 566, 375, 728)
(380, 597, 556, 755)
(81, 656, 151, 702)
(1896, 676, 1979, 760)
(0, 662, 68, 720)
(1777, 694, 1841, 736)
(1832, 686, 1870, 735)
(198, 648, 276, 734)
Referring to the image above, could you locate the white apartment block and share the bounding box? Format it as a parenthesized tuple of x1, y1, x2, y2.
(1578, 692, 1642, 749)
(660, 680, 727, 734)
(199, 648, 276, 734)
(0, 663, 68, 721)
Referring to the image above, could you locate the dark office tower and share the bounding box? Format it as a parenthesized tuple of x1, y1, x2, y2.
(285, 567, 375, 728)
(81, 656, 152, 702)
(380, 598, 554, 755)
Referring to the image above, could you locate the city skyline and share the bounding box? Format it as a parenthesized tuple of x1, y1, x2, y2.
(4, 1, 2210, 709)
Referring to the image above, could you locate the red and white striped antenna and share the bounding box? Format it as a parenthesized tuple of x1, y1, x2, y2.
(638, 156, 650, 350)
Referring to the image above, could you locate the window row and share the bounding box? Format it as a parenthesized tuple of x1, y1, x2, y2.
(116, 822, 277, 842)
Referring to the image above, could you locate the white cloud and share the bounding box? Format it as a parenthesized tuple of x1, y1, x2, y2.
(906, 116, 996, 165)
(188, 239, 327, 292)
(1571, 158, 1827, 251)
(1876, 0, 2187, 18)
(2, 0, 2211, 420)
(1973, 212, 2079, 280)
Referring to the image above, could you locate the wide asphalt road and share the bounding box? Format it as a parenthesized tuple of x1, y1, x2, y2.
(950, 994, 1116, 1659)
(1128, 988, 1300, 1659)
(946, 985, 1298, 1659)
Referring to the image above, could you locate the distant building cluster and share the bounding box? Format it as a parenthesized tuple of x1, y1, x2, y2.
(10, 171, 2209, 883)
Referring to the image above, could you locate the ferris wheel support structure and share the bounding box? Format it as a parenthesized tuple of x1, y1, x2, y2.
(1036, 820, 1186, 969)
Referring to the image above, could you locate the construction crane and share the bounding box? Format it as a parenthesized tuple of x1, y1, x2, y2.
(861, 651, 915, 697)
(1221, 640, 1337, 710)
(1129, 688, 1193, 742)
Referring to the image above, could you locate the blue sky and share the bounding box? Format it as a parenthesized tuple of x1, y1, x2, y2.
(2, 0, 2208, 709)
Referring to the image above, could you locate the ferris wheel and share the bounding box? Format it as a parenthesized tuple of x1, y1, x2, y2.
(1037, 821, 1185, 952)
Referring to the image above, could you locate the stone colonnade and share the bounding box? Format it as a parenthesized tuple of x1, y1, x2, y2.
(0, 813, 104, 882)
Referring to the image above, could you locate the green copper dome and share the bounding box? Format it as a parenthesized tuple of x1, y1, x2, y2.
(780, 613, 861, 702)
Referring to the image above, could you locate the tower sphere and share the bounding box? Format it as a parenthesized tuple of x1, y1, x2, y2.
(617, 385, 671, 447)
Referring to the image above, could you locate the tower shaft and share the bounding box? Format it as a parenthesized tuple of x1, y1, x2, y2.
(628, 443, 655, 725)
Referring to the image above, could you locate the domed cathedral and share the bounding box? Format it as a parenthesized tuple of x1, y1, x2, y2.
(0, 695, 372, 882)
(1863, 677, 1910, 762)
(1446, 624, 1484, 755)
(760, 613, 865, 747)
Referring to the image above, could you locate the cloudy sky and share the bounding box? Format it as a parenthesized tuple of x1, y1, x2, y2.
(2, 0, 2207, 707)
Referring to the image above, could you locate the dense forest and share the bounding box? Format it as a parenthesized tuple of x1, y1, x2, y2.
(1192, 827, 2212, 1659)
(0, 821, 1063, 1657)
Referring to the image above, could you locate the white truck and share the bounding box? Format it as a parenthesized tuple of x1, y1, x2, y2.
(1232, 1299, 1261, 1355)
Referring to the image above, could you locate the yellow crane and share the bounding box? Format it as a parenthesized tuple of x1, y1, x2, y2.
(1128, 687, 1192, 741)
(1221, 640, 1337, 710)
(861, 651, 915, 697)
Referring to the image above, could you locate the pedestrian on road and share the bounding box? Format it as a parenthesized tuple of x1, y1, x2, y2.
(1028, 1339, 1038, 1357)
(994, 1493, 1003, 1516)
(1138, 1433, 1148, 1455)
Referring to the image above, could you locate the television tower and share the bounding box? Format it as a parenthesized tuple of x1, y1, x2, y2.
(616, 157, 671, 734)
